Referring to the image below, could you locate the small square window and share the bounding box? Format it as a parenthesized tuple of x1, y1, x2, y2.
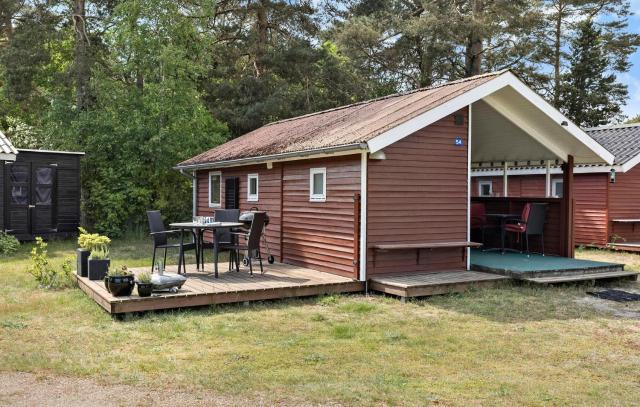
(247, 174, 259, 202)
(478, 181, 492, 197)
(209, 171, 221, 208)
(310, 168, 326, 202)
(552, 179, 563, 198)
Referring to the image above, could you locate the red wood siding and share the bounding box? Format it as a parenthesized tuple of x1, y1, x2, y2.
(282, 156, 360, 278)
(609, 166, 640, 242)
(196, 164, 283, 262)
(367, 109, 469, 275)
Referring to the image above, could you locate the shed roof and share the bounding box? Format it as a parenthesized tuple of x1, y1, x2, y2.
(585, 123, 640, 166)
(0, 130, 18, 161)
(178, 71, 502, 168)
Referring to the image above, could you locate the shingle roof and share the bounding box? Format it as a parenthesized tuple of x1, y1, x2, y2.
(585, 123, 640, 165)
(179, 71, 505, 168)
(0, 130, 18, 156)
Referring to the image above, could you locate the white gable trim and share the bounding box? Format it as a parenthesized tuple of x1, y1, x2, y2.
(621, 153, 640, 173)
(0, 153, 16, 161)
(366, 71, 615, 165)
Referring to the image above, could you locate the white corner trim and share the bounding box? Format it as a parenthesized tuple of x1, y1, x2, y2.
(367, 74, 511, 154)
(466, 104, 472, 271)
(208, 171, 222, 208)
(192, 173, 197, 216)
(359, 152, 368, 281)
(365, 71, 614, 166)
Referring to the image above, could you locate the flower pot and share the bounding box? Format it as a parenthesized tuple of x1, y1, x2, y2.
(137, 282, 153, 297)
(106, 275, 135, 297)
(88, 258, 110, 281)
(76, 248, 91, 277)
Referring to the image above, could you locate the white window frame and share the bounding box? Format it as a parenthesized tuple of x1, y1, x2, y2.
(478, 181, 493, 197)
(247, 173, 259, 202)
(309, 167, 327, 202)
(208, 171, 222, 208)
(552, 179, 564, 198)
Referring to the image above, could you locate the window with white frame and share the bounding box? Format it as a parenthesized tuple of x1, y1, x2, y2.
(478, 181, 493, 197)
(552, 179, 563, 198)
(208, 171, 221, 207)
(247, 173, 259, 202)
(310, 168, 326, 202)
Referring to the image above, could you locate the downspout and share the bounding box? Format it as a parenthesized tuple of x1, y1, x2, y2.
(178, 169, 197, 217)
(467, 104, 472, 270)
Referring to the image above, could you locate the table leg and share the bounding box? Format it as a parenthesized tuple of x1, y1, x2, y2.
(178, 228, 185, 274)
(500, 219, 506, 254)
(213, 231, 219, 278)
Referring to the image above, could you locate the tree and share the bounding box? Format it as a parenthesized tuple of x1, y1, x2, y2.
(559, 19, 627, 127)
(625, 114, 640, 124)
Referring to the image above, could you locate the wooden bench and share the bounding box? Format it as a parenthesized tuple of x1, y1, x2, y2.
(371, 241, 482, 263)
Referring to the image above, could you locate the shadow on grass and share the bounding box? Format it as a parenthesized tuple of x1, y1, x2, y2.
(412, 280, 631, 323)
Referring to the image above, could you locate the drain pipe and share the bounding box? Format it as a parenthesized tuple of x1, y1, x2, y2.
(178, 169, 197, 217)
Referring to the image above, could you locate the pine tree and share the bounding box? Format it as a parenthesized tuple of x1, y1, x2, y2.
(559, 19, 627, 127)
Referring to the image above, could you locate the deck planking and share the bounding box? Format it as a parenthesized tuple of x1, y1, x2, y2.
(77, 262, 363, 314)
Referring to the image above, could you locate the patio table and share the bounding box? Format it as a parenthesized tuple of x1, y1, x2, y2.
(484, 213, 520, 254)
(170, 221, 244, 278)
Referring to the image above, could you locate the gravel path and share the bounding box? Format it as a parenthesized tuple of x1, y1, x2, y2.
(0, 372, 319, 407)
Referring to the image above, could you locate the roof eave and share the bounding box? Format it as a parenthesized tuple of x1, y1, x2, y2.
(174, 143, 369, 171)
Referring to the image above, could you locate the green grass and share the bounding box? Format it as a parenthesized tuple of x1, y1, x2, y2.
(1, 239, 640, 406)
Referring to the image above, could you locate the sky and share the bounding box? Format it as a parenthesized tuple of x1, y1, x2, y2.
(621, 0, 640, 118)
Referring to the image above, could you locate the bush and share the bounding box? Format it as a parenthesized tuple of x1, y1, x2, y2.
(0, 232, 20, 255)
(27, 237, 76, 289)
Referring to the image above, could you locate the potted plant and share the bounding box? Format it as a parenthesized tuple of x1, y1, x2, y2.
(105, 265, 135, 297)
(136, 272, 153, 297)
(76, 227, 93, 277)
(88, 244, 111, 281)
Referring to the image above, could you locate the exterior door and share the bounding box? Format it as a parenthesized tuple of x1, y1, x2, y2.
(31, 165, 56, 234)
(6, 162, 31, 236)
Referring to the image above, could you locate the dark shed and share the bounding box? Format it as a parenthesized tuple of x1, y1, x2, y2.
(1, 146, 84, 241)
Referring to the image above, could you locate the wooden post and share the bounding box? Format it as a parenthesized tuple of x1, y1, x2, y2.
(503, 161, 508, 197)
(561, 155, 574, 258)
(545, 160, 551, 197)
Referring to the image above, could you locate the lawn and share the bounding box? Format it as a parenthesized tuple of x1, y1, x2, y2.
(1, 239, 640, 406)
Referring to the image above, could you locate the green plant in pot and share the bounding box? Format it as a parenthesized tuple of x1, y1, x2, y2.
(105, 265, 135, 297)
(83, 230, 111, 281)
(76, 227, 92, 277)
(136, 272, 153, 297)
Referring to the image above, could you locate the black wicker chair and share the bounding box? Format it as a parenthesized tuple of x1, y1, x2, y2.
(199, 209, 240, 271)
(147, 210, 197, 274)
(226, 212, 266, 276)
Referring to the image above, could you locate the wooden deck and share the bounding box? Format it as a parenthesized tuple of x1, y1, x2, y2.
(77, 262, 363, 314)
(368, 270, 510, 300)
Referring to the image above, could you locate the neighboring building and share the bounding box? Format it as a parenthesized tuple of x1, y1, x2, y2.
(472, 123, 640, 247)
(178, 70, 612, 281)
(0, 131, 84, 240)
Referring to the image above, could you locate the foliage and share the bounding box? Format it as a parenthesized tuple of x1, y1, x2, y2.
(26, 237, 76, 289)
(89, 246, 109, 260)
(78, 227, 111, 251)
(107, 264, 132, 277)
(137, 272, 152, 284)
(0, 232, 20, 255)
(625, 114, 640, 124)
(560, 19, 628, 127)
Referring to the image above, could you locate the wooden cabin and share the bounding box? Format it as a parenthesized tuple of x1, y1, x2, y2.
(178, 70, 614, 282)
(1, 131, 83, 241)
(471, 123, 640, 249)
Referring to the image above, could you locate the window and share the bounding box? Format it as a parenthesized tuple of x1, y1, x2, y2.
(478, 181, 492, 197)
(208, 171, 221, 207)
(552, 179, 563, 198)
(309, 168, 326, 202)
(247, 173, 259, 202)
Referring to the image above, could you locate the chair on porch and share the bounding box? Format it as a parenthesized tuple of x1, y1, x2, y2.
(504, 203, 547, 255)
(147, 210, 198, 274)
(226, 212, 267, 276)
(200, 209, 241, 271)
(470, 202, 491, 246)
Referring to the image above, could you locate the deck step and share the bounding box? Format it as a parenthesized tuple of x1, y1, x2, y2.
(523, 270, 639, 284)
(369, 270, 510, 299)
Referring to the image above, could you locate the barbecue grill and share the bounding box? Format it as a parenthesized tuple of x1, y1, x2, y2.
(238, 208, 275, 265)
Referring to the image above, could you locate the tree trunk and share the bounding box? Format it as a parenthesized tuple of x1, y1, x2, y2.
(74, 0, 91, 110)
(465, 0, 483, 77)
(553, 3, 563, 107)
(254, 0, 269, 78)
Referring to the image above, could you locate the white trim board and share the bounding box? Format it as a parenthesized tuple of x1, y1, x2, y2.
(366, 71, 614, 165)
(471, 165, 620, 177)
(359, 152, 368, 282)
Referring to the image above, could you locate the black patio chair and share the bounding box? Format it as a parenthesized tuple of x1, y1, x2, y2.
(226, 212, 266, 276)
(199, 209, 240, 271)
(504, 203, 547, 255)
(147, 210, 197, 274)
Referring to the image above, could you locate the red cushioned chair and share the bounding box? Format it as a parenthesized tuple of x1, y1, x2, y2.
(470, 202, 489, 245)
(504, 203, 547, 255)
